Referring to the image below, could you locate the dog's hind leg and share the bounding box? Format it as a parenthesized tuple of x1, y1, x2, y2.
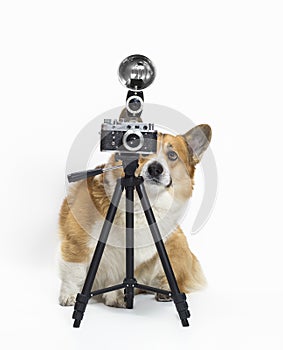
(158, 227, 206, 295)
(135, 227, 206, 301)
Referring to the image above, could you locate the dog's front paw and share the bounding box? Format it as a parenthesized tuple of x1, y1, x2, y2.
(103, 290, 126, 308)
(59, 293, 77, 306)
(155, 293, 173, 302)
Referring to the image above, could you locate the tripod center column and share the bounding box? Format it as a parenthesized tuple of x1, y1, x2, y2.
(125, 184, 134, 279)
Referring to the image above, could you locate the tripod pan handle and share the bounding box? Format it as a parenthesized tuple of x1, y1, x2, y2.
(67, 169, 103, 183)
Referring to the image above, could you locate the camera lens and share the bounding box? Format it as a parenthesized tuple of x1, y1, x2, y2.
(122, 130, 144, 152)
(128, 98, 141, 112)
(126, 95, 143, 114)
(126, 133, 140, 148)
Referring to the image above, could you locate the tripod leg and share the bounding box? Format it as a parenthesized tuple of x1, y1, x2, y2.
(72, 180, 123, 328)
(136, 182, 190, 327)
(124, 185, 135, 309)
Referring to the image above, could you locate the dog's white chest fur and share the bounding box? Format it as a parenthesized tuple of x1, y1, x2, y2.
(87, 187, 186, 281)
(91, 188, 184, 239)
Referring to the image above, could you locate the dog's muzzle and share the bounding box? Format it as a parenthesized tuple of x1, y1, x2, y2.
(148, 161, 163, 178)
(143, 161, 172, 188)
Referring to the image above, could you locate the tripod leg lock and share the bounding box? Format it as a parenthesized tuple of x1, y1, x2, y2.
(172, 293, 191, 325)
(72, 293, 89, 325)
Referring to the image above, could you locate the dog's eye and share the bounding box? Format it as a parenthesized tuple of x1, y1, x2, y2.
(167, 151, 178, 161)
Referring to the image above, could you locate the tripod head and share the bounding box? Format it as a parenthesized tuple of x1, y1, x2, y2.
(67, 153, 140, 183)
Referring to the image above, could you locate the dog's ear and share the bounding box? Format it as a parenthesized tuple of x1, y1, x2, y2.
(182, 124, 212, 164)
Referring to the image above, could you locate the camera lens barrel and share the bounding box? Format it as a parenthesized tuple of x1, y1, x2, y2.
(126, 95, 143, 115)
(122, 129, 144, 152)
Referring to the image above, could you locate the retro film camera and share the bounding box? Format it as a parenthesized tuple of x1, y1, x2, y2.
(69, 55, 191, 328)
(100, 55, 157, 155)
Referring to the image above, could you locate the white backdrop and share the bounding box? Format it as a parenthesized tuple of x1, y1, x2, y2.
(0, 1, 282, 349)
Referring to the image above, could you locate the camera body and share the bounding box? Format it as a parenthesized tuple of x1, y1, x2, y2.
(100, 119, 157, 154)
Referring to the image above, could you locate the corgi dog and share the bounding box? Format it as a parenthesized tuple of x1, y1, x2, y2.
(58, 124, 211, 307)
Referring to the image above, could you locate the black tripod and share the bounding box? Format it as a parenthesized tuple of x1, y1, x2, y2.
(69, 153, 190, 327)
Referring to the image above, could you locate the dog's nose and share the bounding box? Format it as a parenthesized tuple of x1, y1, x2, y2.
(148, 161, 163, 178)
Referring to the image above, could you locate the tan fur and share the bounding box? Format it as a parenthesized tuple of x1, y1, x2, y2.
(59, 127, 211, 305)
(134, 226, 206, 293)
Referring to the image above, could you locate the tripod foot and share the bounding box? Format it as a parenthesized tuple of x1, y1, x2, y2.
(181, 318, 189, 327)
(72, 293, 90, 328)
(125, 295, 134, 309)
(73, 319, 81, 328)
(172, 293, 190, 327)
